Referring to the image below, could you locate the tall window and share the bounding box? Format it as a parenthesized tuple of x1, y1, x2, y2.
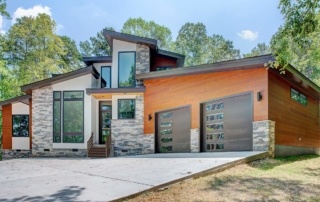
(101, 66, 111, 88)
(53, 91, 61, 142)
(63, 91, 84, 143)
(118, 99, 135, 119)
(12, 115, 29, 137)
(118, 52, 136, 87)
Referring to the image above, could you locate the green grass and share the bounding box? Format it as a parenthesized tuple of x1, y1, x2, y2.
(127, 154, 320, 202)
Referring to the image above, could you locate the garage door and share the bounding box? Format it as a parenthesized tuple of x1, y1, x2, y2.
(156, 106, 191, 153)
(202, 93, 252, 152)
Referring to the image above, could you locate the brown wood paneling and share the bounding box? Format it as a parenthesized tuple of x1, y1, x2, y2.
(150, 54, 178, 72)
(2, 104, 12, 149)
(144, 68, 268, 134)
(29, 98, 32, 149)
(268, 70, 320, 148)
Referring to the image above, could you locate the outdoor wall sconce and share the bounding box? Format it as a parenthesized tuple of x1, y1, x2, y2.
(148, 114, 152, 121)
(257, 92, 262, 101)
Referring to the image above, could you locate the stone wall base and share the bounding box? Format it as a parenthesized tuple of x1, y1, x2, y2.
(253, 120, 275, 157)
(2, 150, 32, 159)
(113, 134, 154, 157)
(32, 149, 87, 158)
(275, 145, 320, 157)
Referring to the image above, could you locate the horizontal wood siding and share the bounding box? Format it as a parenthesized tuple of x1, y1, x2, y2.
(268, 71, 320, 148)
(2, 104, 12, 149)
(150, 54, 178, 72)
(144, 68, 268, 134)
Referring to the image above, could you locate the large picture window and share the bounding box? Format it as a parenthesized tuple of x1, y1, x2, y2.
(118, 52, 136, 87)
(53, 91, 61, 142)
(12, 115, 29, 137)
(101, 66, 111, 88)
(118, 99, 135, 119)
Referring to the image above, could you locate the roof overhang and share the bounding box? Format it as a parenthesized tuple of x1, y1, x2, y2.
(0, 95, 31, 110)
(137, 54, 274, 80)
(103, 30, 157, 50)
(82, 56, 112, 66)
(21, 66, 100, 94)
(157, 49, 185, 67)
(86, 87, 146, 99)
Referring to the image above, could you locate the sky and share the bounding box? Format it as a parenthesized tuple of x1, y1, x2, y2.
(2, 0, 284, 54)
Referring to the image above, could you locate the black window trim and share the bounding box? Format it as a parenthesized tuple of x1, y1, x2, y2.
(101, 66, 112, 88)
(53, 91, 62, 143)
(62, 90, 85, 143)
(290, 88, 308, 106)
(156, 66, 172, 71)
(118, 99, 136, 119)
(12, 114, 29, 137)
(118, 51, 136, 88)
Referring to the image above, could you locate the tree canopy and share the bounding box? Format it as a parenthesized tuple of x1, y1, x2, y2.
(243, 43, 271, 58)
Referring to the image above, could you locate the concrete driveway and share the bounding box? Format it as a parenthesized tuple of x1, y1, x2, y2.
(0, 151, 265, 202)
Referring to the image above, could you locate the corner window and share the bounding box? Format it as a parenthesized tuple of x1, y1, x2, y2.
(118, 99, 135, 119)
(291, 88, 307, 105)
(156, 66, 172, 71)
(118, 52, 136, 87)
(63, 91, 84, 143)
(101, 66, 111, 88)
(53, 91, 61, 143)
(12, 115, 29, 137)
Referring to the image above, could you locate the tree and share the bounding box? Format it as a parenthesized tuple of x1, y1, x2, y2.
(3, 14, 73, 85)
(174, 22, 208, 66)
(204, 34, 241, 63)
(243, 43, 271, 58)
(270, 0, 320, 85)
(59, 36, 84, 70)
(0, 0, 10, 19)
(121, 17, 172, 49)
(79, 27, 114, 56)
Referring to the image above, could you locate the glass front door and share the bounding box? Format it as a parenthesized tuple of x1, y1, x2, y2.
(99, 101, 112, 144)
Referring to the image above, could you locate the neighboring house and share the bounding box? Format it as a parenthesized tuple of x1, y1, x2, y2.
(0, 30, 319, 159)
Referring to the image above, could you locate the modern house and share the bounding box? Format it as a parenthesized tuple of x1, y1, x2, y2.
(1, 30, 319, 159)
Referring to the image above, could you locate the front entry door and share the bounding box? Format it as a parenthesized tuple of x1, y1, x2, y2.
(99, 101, 112, 144)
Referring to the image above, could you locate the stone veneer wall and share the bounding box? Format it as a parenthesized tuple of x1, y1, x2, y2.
(32, 86, 87, 157)
(111, 95, 154, 156)
(2, 150, 32, 159)
(136, 44, 150, 74)
(253, 120, 275, 157)
(190, 128, 200, 152)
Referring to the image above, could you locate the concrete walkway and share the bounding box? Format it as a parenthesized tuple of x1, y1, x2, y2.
(0, 151, 265, 202)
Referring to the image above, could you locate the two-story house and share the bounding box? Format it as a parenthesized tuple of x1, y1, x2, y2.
(1, 30, 319, 158)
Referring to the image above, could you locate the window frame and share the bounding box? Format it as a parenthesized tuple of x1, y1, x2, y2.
(118, 99, 136, 119)
(62, 90, 85, 143)
(156, 66, 172, 71)
(118, 51, 136, 88)
(53, 91, 62, 143)
(290, 88, 308, 106)
(101, 66, 111, 88)
(12, 114, 29, 137)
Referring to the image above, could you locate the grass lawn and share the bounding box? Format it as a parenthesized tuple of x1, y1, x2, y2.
(126, 155, 320, 202)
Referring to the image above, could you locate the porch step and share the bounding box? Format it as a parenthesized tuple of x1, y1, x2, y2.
(88, 147, 106, 158)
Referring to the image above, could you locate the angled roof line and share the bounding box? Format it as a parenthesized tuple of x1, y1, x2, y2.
(103, 30, 157, 50)
(82, 56, 112, 66)
(157, 49, 185, 67)
(21, 66, 100, 94)
(136, 54, 274, 80)
(0, 95, 31, 110)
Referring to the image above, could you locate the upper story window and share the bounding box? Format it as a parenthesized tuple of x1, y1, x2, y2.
(156, 66, 172, 71)
(118, 52, 136, 88)
(101, 66, 111, 88)
(291, 88, 307, 105)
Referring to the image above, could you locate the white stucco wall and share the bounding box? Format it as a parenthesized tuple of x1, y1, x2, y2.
(112, 39, 137, 88)
(51, 74, 96, 149)
(12, 102, 30, 150)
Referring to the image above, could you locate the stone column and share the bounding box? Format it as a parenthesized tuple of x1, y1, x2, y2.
(136, 44, 150, 74)
(253, 120, 275, 158)
(190, 128, 200, 152)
